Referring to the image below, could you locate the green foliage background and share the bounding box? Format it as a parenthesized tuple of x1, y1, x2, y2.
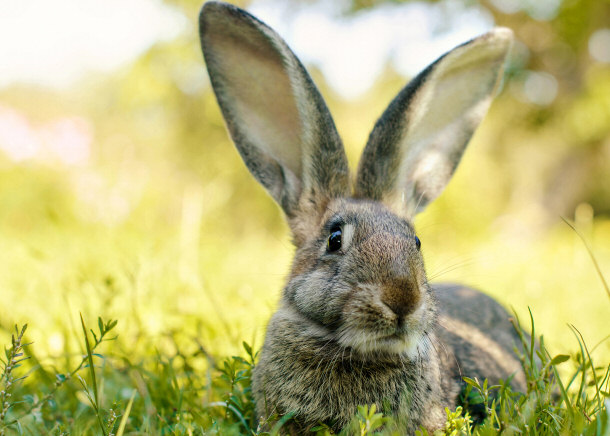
(0, 0, 608, 432)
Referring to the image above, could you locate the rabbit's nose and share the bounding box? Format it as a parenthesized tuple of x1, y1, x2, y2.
(381, 277, 421, 319)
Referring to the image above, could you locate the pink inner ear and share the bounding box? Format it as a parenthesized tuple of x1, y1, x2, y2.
(207, 19, 303, 179)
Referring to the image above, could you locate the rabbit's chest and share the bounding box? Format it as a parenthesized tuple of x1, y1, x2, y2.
(253, 345, 444, 432)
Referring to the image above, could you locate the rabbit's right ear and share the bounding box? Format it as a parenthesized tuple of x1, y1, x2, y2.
(199, 2, 350, 239)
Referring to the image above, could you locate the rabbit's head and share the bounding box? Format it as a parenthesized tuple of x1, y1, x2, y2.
(199, 1, 512, 357)
(282, 197, 434, 358)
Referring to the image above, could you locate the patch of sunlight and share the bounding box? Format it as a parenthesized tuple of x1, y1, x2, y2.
(0, 0, 185, 88)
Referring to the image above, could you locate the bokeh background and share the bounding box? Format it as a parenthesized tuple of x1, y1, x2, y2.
(0, 0, 608, 368)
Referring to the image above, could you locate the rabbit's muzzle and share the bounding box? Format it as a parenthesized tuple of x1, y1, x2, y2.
(332, 230, 430, 356)
(357, 231, 425, 320)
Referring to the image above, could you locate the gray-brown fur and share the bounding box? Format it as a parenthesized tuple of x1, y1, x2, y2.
(435, 284, 526, 391)
(198, 2, 519, 434)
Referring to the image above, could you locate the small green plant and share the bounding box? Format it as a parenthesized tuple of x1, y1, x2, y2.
(0, 317, 119, 435)
(438, 407, 473, 436)
(312, 403, 391, 436)
(415, 407, 472, 436)
(0, 324, 30, 436)
(214, 341, 258, 433)
(354, 404, 389, 436)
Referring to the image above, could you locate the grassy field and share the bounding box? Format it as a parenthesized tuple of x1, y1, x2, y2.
(0, 156, 608, 434)
(0, 293, 608, 435)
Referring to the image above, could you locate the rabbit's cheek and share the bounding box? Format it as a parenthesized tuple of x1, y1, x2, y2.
(401, 299, 428, 334)
(289, 270, 348, 325)
(342, 285, 397, 328)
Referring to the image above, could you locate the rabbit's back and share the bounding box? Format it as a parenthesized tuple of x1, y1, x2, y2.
(434, 284, 526, 397)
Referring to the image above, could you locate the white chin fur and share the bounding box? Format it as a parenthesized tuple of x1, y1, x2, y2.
(338, 330, 427, 359)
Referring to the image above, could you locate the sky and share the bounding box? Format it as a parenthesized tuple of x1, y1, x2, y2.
(248, 1, 493, 98)
(0, 0, 495, 99)
(1, 0, 607, 99)
(0, 0, 185, 89)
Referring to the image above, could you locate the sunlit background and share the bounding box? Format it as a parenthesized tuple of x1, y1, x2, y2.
(0, 0, 608, 369)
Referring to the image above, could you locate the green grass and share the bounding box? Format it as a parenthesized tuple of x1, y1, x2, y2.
(0, 308, 608, 435)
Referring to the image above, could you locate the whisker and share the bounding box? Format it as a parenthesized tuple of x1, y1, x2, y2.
(427, 259, 476, 281)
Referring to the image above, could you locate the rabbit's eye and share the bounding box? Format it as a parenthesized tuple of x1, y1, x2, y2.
(327, 226, 342, 253)
(415, 236, 421, 250)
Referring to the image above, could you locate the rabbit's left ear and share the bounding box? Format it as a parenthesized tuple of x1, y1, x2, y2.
(355, 29, 513, 217)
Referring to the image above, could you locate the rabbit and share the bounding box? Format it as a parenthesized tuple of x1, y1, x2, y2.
(198, 1, 524, 433)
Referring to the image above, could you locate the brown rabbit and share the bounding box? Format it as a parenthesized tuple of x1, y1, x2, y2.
(199, 2, 524, 433)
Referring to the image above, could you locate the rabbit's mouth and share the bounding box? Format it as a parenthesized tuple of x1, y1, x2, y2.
(335, 300, 430, 359)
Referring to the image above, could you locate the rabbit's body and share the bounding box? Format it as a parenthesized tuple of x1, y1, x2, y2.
(199, 2, 523, 433)
(435, 284, 526, 394)
(251, 200, 523, 433)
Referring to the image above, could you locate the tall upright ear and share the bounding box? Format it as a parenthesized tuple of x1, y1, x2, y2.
(355, 28, 513, 217)
(199, 2, 350, 231)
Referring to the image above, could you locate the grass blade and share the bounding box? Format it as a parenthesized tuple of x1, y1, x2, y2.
(80, 314, 99, 407)
(569, 324, 588, 410)
(80, 313, 106, 436)
(562, 217, 610, 301)
(116, 391, 136, 436)
(571, 325, 603, 413)
(548, 349, 574, 417)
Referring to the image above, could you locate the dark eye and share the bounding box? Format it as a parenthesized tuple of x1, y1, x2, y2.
(327, 225, 342, 253)
(415, 236, 421, 250)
